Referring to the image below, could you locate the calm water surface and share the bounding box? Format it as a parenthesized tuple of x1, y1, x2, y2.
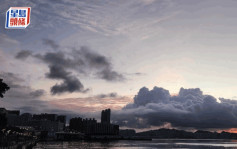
(33, 139, 237, 149)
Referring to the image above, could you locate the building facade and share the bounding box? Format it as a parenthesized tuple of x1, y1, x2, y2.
(70, 109, 119, 136)
(101, 109, 111, 124)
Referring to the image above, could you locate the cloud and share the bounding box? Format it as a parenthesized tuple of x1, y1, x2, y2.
(15, 50, 32, 60)
(29, 89, 46, 98)
(0, 0, 176, 37)
(15, 44, 125, 94)
(0, 71, 81, 118)
(134, 72, 146, 76)
(42, 38, 59, 49)
(34, 44, 125, 82)
(49, 94, 132, 113)
(113, 86, 237, 130)
(71, 46, 125, 81)
(41, 46, 125, 82)
(96, 92, 118, 98)
(0, 72, 45, 99)
(46, 65, 88, 95)
(233, 96, 237, 99)
(0, 72, 48, 112)
(140, 0, 155, 5)
(97, 69, 125, 81)
(0, 34, 19, 46)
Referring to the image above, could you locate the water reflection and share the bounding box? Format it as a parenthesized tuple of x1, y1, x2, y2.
(34, 139, 237, 149)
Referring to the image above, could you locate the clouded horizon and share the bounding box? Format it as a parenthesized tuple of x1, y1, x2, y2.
(1, 0, 237, 131)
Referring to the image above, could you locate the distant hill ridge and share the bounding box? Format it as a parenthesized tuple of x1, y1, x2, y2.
(135, 128, 237, 139)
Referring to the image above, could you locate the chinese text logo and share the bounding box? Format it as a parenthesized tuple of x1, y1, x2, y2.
(5, 7, 31, 29)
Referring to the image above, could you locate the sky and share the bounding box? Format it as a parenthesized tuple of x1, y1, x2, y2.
(1, 0, 237, 131)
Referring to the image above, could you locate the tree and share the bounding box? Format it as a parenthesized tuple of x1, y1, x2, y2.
(0, 79, 10, 98)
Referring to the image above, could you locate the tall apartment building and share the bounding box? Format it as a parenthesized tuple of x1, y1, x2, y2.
(101, 109, 111, 124)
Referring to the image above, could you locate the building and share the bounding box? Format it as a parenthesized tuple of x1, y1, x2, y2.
(0, 108, 66, 139)
(31, 113, 66, 132)
(7, 110, 20, 116)
(69, 109, 119, 136)
(20, 113, 32, 126)
(33, 113, 66, 124)
(101, 109, 111, 124)
(30, 120, 64, 132)
(1, 109, 66, 132)
(1, 109, 21, 126)
(33, 113, 57, 121)
(0, 108, 7, 128)
(57, 115, 66, 124)
(69, 117, 83, 132)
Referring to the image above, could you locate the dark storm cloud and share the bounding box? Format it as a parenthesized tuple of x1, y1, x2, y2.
(35, 51, 80, 69)
(42, 38, 59, 49)
(15, 50, 32, 60)
(15, 44, 125, 94)
(46, 65, 88, 95)
(46, 65, 70, 80)
(36, 46, 125, 82)
(113, 86, 237, 129)
(71, 46, 125, 81)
